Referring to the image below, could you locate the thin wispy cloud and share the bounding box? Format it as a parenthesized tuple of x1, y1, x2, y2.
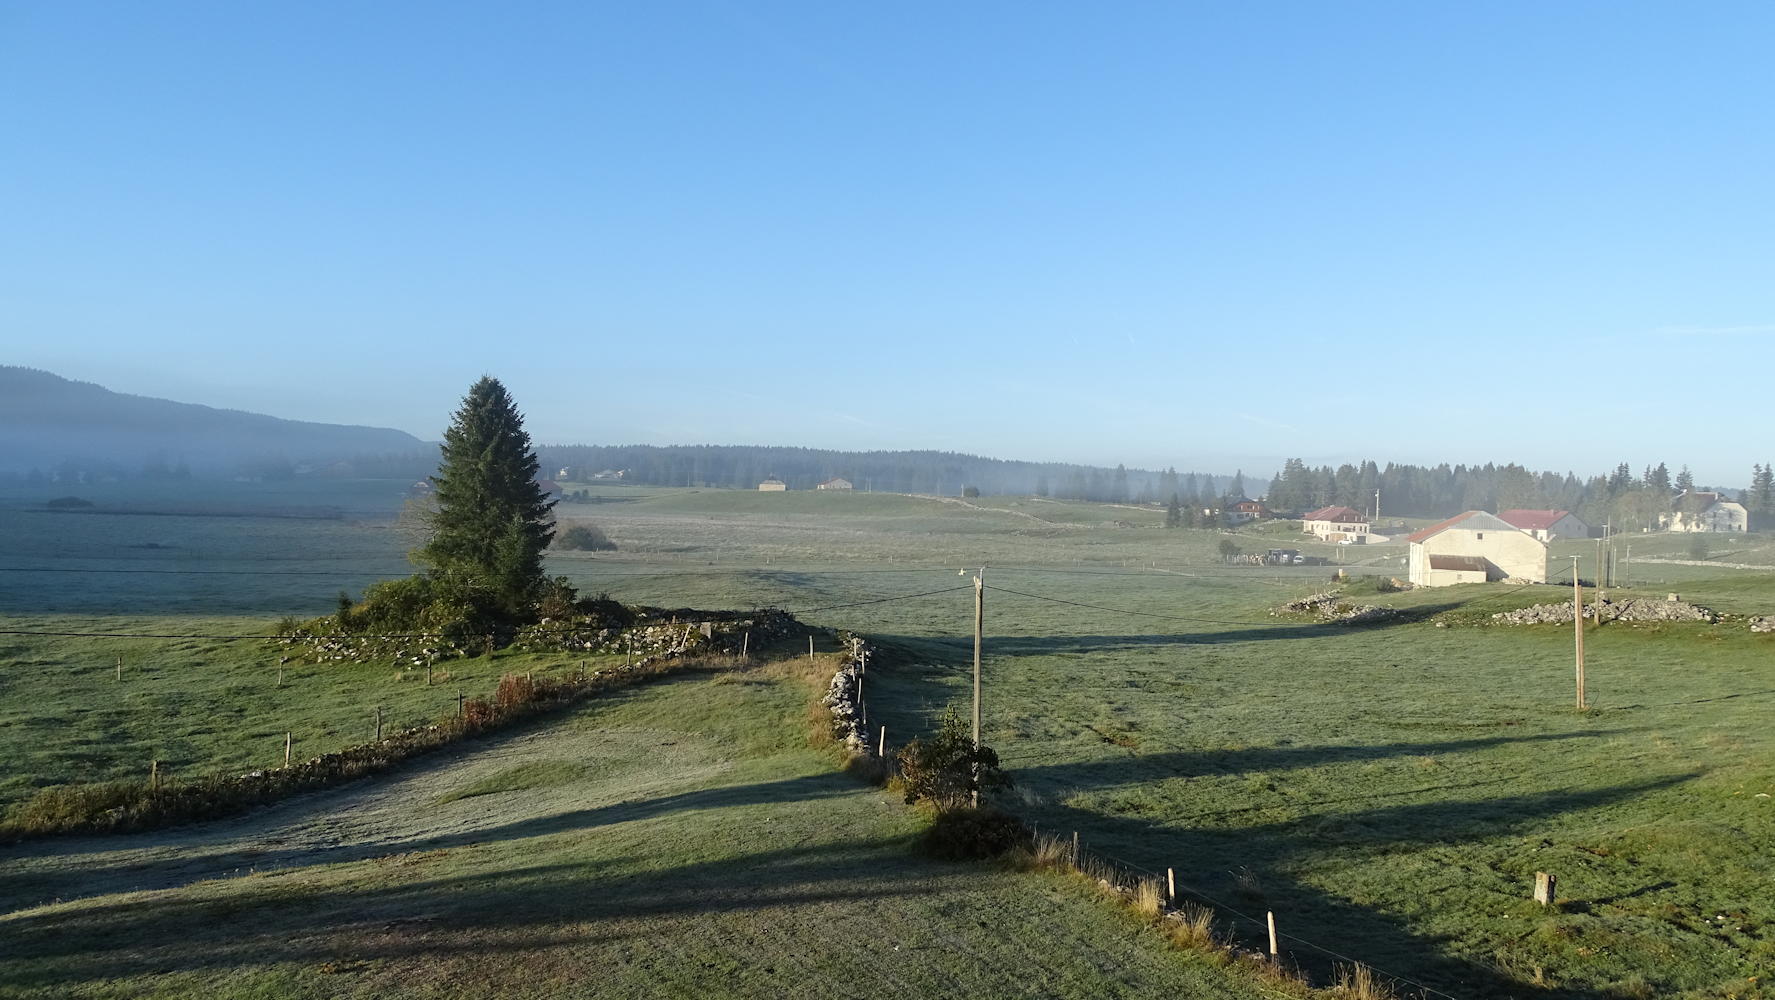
(1236, 412, 1298, 433)
(1655, 324, 1775, 337)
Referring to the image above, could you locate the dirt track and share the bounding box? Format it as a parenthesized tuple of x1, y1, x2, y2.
(0, 715, 732, 918)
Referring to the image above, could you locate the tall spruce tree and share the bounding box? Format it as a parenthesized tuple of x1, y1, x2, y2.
(418, 377, 556, 615)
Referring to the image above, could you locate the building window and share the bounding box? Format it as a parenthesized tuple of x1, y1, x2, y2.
(1476, 533, 1484, 540)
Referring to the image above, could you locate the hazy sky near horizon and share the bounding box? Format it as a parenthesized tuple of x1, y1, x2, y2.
(5, 2, 1772, 484)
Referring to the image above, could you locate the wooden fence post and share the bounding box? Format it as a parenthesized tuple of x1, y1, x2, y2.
(284, 732, 292, 766)
(149, 760, 159, 790)
(1534, 871, 1557, 906)
(809, 635, 815, 660)
(742, 631, 750, 660)
(374, 706, 382, 742)
(1267, 911, 1279, 959)
(426, 659, 433, 686)
(116, 655, 122, 682)
(1072, 831, 1080, 865)
(1167, 867, 1176, 902)
(878, 725, 887, 758)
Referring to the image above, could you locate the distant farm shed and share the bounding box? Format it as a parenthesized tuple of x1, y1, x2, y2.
(1497, 509, 1590, 541)
(816, 477, 854, 491)
(1407, 511, 1546, 586)
(758, 478, 788, 491)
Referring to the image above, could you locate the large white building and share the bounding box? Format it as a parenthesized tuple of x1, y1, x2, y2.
(1660, 491, 1749, 533)
(1407, 511, 1547, 586)
(1301, 505, 1369, 543)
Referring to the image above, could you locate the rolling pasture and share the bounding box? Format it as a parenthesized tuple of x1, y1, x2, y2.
(3, 480, 1774, 997)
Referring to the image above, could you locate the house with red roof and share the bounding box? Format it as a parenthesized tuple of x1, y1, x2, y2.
(1496, 509, 1590, 542)
(1407, 511, 1546, 587)
(1301, 505, 1369, 543)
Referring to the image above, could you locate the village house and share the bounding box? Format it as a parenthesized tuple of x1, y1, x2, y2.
(816, 477, 854, 491)
(1407, 511, 1546, 586)
(1301, 505, 1369, 543)
(1659, 491, 1749, 533)
(1496, 509, 1591, 542)
(757, 477, 788, 492)
(1225, 497, 1268, 523)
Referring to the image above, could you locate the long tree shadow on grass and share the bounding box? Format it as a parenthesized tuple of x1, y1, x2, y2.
(0, 839, 945, 992)
(1016, 767, 1699, 1000)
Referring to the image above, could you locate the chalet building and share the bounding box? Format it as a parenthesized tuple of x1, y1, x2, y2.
(1301, 505, 1369, 543)
(1659, 491, 1749, 533)
(1225, 497, 1268, 523)
(1496, 509, 1591, 542)
(757, 478, 788, 492)
(816, 477, 854, 491)
(1407, 511, 1546, 586)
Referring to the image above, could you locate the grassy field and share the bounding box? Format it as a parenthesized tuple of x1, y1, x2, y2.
(0, 647, 1273, 1000)
(4, 480, 1775, 997)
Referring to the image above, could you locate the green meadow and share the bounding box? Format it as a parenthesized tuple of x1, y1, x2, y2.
(3, 480, 1774, 998)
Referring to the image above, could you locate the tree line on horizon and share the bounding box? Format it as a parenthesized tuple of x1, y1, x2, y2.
(538, 444, 1232, 502)
(1262, 458, 1775, 530)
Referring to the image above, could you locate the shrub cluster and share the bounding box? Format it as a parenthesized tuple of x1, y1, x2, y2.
(553, 523, 617, 551)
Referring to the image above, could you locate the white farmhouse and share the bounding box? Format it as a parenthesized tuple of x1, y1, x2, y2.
(1407, 511, 1546, 586)
(1659, 491, 1749, 533)
(1496, 509, 1591, 542)
(1301, 505, 1369, 543)
(816, 477, 854, 491)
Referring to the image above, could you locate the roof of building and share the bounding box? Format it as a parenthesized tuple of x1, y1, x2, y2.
(1675, 490, 1744, 510)
(1428, 554, 1488, 572)
(818, 477, 851, 485)
(1496, 509, 1576, 531)
(1406, 510, 1521, 544)
(759, 477, 785, 485)
(1303, 505, 1366, 523)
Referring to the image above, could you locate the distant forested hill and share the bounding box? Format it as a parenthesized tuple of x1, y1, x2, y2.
(0, 366, 430, 480)
(538, 443, 1232, 502)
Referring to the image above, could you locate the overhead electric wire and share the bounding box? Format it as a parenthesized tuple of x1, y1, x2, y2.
(984, 585, 1311, 628)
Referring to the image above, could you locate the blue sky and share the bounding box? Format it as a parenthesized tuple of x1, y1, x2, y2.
(4, 2, 1771, 484)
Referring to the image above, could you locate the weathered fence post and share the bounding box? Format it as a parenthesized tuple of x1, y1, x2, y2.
(742, 631, 750, 660)
(284, 732, 292, 766)
(1167, 867, 1176, 902)
(878, 725, 887, 758)
(116, 655, 122, 682)
(1534, 871, 1557, 906)
(1267, 911, 1279, 960)
(149, 759, 159, 790)
(808, 635, 815, 660)
(374, 706, 382, 742)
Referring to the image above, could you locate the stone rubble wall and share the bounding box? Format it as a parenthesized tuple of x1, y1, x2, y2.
(821, 634, 877, 756)
(1273, 592, 1400, 625)
(1492, 596, 1718, 625)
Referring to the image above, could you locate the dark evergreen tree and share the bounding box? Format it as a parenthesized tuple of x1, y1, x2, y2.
(417, 376, 556, 615)
(1675, 465, 1696, 495)
(1165, 494, 1182, 528)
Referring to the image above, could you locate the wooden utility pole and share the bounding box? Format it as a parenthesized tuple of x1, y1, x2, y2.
(972, 567, 985, 808)
(1573, 556, 1586, 709)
